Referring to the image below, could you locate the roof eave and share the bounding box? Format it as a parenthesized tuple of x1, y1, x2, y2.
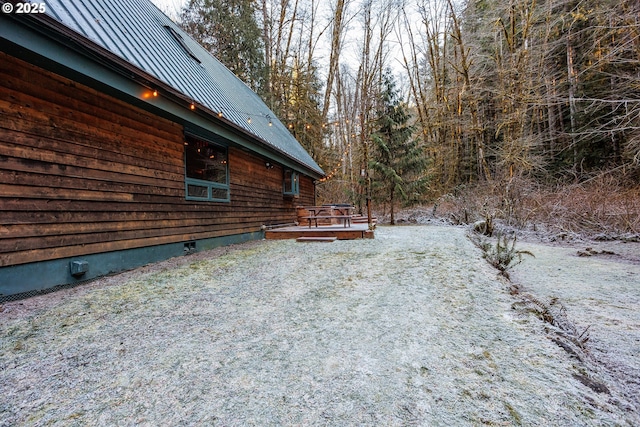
(1, 11, 325, 179)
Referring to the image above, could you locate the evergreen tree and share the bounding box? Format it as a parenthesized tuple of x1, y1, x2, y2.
(281, 59, 327, 166)
(181, 0, 266, 94)
(370, 71, 430, 224)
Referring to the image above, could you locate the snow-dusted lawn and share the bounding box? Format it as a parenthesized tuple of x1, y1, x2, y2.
(511, 239, 640, 421)
(1, 226, 638, 425)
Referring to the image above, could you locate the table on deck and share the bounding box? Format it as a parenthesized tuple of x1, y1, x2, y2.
(298, 205, 354, 228)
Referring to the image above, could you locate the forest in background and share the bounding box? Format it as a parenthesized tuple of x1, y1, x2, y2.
(175, 0, 640, 234)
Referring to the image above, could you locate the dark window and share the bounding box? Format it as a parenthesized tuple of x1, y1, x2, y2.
(283, 169, 299, 196)
(184, 137, 229, 202)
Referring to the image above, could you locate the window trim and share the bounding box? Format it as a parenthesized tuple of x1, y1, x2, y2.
(283, 169, 300, 197)
(184, 137, 230, 203)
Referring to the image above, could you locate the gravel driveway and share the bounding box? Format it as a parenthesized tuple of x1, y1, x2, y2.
(1, 225, 637, 426)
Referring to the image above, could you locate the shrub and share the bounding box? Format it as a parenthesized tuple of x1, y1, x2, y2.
(469, 232, 534, 279)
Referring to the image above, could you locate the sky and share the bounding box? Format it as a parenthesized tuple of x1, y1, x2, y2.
(149, 0, 185, 19)
(148, 0, 412, 98)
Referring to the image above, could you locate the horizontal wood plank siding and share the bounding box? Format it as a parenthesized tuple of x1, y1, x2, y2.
(0, 53, 315, 267)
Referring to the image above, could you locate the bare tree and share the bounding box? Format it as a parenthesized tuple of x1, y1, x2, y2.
(321, 0, 351, 123)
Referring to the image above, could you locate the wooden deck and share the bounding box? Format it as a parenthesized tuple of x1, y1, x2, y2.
(265, 222, 374, 241)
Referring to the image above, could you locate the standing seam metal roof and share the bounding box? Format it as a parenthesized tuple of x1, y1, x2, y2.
(42, 0, 324, 176)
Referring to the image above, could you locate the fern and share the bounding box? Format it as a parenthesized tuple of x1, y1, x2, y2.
(469, 232, 534, 278)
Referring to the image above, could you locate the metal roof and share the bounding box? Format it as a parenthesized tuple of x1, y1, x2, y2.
(41, 0, 324, 176)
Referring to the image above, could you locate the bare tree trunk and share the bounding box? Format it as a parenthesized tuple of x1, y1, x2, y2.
(359, 3, 373, 229)
(567, 26, 579, 173)
(390, 186, 395, 225)
(398, 6, 430, 145)
(262, 0, 272, 96)
(447, 0, 491, 182)
(321, 0, 348, 122)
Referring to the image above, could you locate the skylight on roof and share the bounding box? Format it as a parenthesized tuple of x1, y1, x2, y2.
(164, 26, 200, 63)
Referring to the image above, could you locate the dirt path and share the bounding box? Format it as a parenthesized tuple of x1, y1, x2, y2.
(1, 226, 638, 426)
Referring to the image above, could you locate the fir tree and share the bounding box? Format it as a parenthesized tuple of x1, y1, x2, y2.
(282, 59, 327, 165)
(181, 0, 266, 94)
(370, 71, 429, 224)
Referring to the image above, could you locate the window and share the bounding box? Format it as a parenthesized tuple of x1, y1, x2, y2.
(184, 137, 229, 202)
(283, 169, 299, 196)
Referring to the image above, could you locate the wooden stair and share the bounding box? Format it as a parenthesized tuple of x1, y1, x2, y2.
(296, 236, 337, 243)
(265, 223, 372, 240)
(351, 215, 376, 224)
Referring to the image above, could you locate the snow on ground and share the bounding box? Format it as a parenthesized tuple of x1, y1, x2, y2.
(1, 225, 638, 426)
(510, 239, 640, 419)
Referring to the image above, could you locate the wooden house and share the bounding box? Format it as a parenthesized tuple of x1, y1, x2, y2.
(0, 0, 324, 299)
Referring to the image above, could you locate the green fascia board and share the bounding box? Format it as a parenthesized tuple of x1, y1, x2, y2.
(0, 15, 324, 180)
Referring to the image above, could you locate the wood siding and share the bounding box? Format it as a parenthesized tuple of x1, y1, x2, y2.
(0, 52, 315, 267)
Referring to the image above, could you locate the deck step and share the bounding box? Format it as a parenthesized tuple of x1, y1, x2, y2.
(296, 236, 337, 243)
(351, 217, 376, 223)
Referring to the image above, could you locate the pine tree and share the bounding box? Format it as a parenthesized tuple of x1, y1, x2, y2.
(282, 59, 327, 165)
(180, 0, 266, 94)
(369, 71, 429, 224)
